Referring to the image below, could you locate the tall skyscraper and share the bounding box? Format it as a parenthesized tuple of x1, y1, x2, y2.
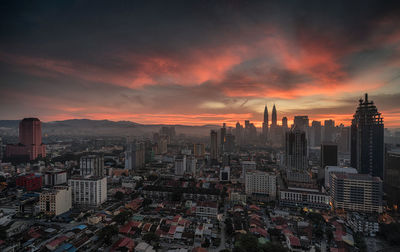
(285, 128, 308, 171)
(125, 141, 146, 170)
(384, 149, 400, 208)
(320, 143, 338, 168)
(262, 105, 269, 142)
(338, 126, 351, 154)
(6, 118, 46, 160)
(220, 123, 226, 153)
(311, 121, 322, 147)
(351, 93, 384, 179)
(210, 130, 218, 162)
(294, 116, 309, 132)
(323, 119, 335, 142)
(271, 104, 277, 126)
(282, 117, 288, 129)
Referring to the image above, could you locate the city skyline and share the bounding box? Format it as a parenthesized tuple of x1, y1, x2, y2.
(1, 1, 400, 127)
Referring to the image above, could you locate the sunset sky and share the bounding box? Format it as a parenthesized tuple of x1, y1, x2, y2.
(1, 1, 400, 127)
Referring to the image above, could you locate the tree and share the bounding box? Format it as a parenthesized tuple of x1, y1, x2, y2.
(202, 238, 211, 248)
(115, 191, 124, 201)
(233, 233, 259, 252)
(143, 232, 159, 244)
(98, 225, 118, 245)
(113, 211, 132, 225)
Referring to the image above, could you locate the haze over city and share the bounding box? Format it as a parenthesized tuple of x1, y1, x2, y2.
(1, 1, 400, 127)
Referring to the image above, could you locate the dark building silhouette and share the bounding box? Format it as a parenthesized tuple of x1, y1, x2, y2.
(271, 104, 277, 126)
(384, 149, 400, 209)
(311, 121, 322, 147)
(210, 130, 218, 162)
(262, 105, 269, 143)
(321, 143, 338, 168)
(285, 128, 307, 171)
(351, 94, 384, 179)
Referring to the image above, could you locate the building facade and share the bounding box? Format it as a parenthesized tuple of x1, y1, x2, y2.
(68, 177, 107, 207)
(330, 173, 383, 213)
(245, 170, 276, 198)
(125, 141, 145, 170)
(16, 174, 42, 191)
(285, 129, 308, 171)
(80, 155, 104, 177)
(351, 93, 384, 179)
(39, 186, 72, 216)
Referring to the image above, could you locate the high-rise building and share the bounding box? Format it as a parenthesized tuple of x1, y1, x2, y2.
(330, 173, 383, 213)
(186, 156, 197, 175)
(235, 122, 243, 145)
(125, 141, 145, 170)
(224, 134, 235, 153)
(193, 143, 205, 158)
(262, 105, 269, 142)
(68, 177, 107, 207)
(43, 169, 67, 186)
(311, 121, 322, 147)
(338, 126, 351, 154)
(160, 126, 175, 141)
(175, 155, 186, 176)
(220, 124, 226, 153)
(80, 155, 105, 177)
(282, 117, 288, 129)
(210, 130, 218, 162)
(384, 149, 400, 208)
(245, 171, 276, 198)
(39, 186, 72, 216)
(323, 120, 336, 142)
(271, 104, 277, 126)
(321, 143, 338, 169)
(0, 137, 3, 160)
(294, 116, 309, 132)
(285, 129, 308, 171)
(6, 118, 46, 160)
(351, 93, 384, 179)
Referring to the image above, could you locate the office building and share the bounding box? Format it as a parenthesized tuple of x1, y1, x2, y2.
(294, 116, 309, 132)
(321, 143, 338, 169)
(330, 173, 383, 213)
(282, 117, 288, 129)
(280, 189, 330, 209)
(43, 169, 67, 186)
(324, 166, 358, 188)
(68, 177, 107, 207)
(16, 174, 42, 191)
(186, 156, 196, 175)
(175, 155, 186, 176)
(384, 149, 400, 208)
(39, 186, 72, 216)
(338, 126, 351, 154)
(285, 129, 307, 171)
(193, 143, 205, 158)
(245, 170, 276, 198)
(80, 155, 104, 177)
(6, 118, 46, 160)
(310, 121, 322, 147)
(125, 141, 145, 170)
(220, 124, 226, 153)
(323, 120, 336, 142)
(351, 93, 384, 179)
(210, 130, 218, 162)
(241, 160, 256, 176)
(224, 133, 235, 153)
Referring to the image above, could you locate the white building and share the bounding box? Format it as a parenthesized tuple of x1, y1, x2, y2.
(324, 166, 358, 188)
(280, 189, 330, 209)
(80, 155, 104, 177)
(43, 169, 67, 186)
(245, 170, 276, 198)
(175, 155, 186, 176)
(39, 186, 72, 216)
(68, 177, 107, 207)
(195, 201, 218, 219)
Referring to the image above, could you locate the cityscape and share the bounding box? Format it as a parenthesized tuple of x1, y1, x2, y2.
(1, 1, 400, 252)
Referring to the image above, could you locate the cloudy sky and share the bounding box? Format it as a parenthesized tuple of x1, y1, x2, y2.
(1, 0, 399, 127)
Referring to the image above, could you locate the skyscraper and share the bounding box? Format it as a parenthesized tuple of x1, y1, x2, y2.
(6, 118, 46, 160)
(323, 119, 335, 142)
(271, 104, 277, 126)
(320, 143, 338, 168)
(311, 121, 322, 147)
(210, 130, 218, 162)
(294, 116, 309, 132)
(282, 117, 288, 129)
(220, 123, 226, 153)
(125, 141, 146, 170)
(285, 128, 308, 171)
(351, 93, 384, 179)
(262, 105, 269, 142)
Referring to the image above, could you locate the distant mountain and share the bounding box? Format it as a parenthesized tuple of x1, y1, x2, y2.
(0, 119, 218, 137)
